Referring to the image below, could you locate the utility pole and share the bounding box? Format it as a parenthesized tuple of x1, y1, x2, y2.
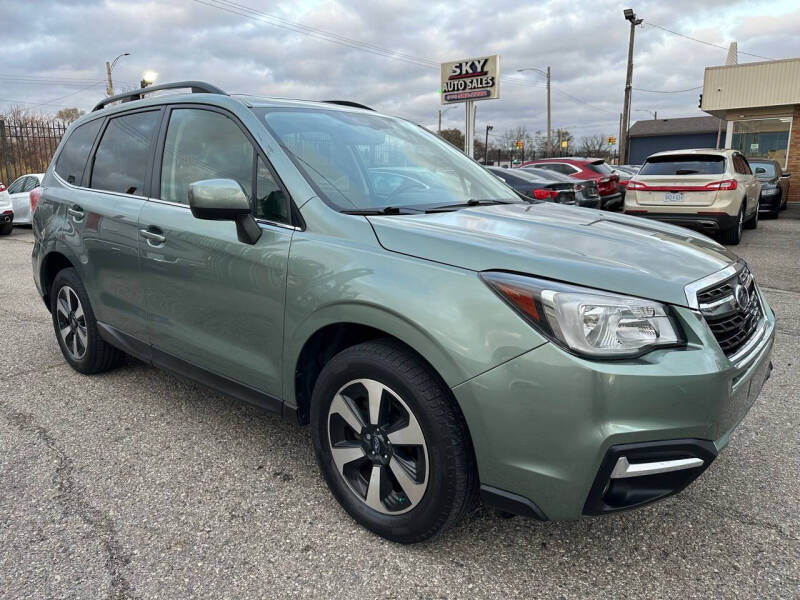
(105, 52, 130, 97)
(438, 110, 442, 134)
(484, 124, 493, 164)
(105, 62, 114, 96)
(546, 66, 551, 158)
(620, 9, 642, 165)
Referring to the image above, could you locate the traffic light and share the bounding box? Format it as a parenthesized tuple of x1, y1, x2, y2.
(608, 136, 616, 146)
(516, 140, 523, 150)
(698, 93, 703, 109)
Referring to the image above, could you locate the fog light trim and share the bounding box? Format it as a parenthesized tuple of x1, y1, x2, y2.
(610, 456, 704, 479)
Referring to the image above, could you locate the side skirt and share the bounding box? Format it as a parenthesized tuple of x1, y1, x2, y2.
(97, 322, 284, 416)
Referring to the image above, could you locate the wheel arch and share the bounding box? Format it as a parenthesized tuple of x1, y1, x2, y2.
(39, 250, 77, 311)
(286, 304, 466, 425)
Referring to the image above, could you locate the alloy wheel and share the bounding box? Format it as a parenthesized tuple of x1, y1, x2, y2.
(56, 285, 88, 360)
(327, 378, 429, 514)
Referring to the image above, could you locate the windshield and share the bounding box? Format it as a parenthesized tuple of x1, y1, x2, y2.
(639, 155, 725, 176)
(256, 108, 519, 211)
(749, 161, 776, 178)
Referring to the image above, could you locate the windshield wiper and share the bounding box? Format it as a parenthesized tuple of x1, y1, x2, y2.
(341, 206, 421, 215)
(425, 199, 516, 213)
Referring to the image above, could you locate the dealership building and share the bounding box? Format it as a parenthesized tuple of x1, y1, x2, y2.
(627, 116, 725, 165)
(701, 57, 800, 203)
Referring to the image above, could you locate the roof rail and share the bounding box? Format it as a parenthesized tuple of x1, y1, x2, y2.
(92, 81, 227, 112)
(323, 100, 374, 111)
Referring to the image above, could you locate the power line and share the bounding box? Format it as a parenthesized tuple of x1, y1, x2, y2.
(644, 20, 775, 61)
(191, 0, 604, 108)
(633, 85, 703, 93)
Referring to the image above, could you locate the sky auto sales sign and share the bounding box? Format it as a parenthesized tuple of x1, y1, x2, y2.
(440, 55, 500, 104)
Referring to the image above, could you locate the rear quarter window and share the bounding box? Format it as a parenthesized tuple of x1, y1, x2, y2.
(639, 155, 725, 176)
(54, 118, 103, 185)
(586, 162, 613, 175)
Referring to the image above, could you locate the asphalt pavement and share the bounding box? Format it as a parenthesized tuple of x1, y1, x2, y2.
(1, 210, 798, 599)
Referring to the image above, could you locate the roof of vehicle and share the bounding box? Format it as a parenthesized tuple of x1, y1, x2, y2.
(89, 80, 378, 118)
(645, 148, 737, 159)
(628, 116, 725, 138)
(525, 157, 605, 164)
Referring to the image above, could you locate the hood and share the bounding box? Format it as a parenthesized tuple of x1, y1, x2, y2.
(367, 203, 738, 307)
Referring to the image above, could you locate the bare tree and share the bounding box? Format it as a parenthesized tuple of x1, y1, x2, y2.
(578, 134, 612, 159)
(56, 107, 85, 124)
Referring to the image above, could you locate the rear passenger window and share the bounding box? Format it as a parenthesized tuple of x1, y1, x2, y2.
(91, 111, 160, 195)
(160, 108, 254, 205)
(55, 118, 103, 185)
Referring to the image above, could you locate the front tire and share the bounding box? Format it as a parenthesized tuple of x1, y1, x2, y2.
(50, 268, 124, 374)
(310, 339, 477, 543)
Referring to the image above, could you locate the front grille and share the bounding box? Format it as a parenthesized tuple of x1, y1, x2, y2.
(697, 267, 763, 357)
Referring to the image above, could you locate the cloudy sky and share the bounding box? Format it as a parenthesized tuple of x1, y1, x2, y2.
(3, 0, 800, 142)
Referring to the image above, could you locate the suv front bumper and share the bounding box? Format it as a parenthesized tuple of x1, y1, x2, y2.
(453, 301, 775, 521)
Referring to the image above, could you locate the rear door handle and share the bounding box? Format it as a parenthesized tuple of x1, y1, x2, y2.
(67, 205, 84, 219)
(140, 228, 166, 245)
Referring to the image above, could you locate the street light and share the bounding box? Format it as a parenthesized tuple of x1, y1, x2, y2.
(105, 52, 131, 96)
(437, 105, 456, 134)
(517, 66, 551, 156)
(140, 71, 158, 89)
(484, 124, 493, 164)
(620, 8, 643, 164)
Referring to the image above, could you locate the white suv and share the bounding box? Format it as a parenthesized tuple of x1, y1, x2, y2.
(624, 149, 761, 245)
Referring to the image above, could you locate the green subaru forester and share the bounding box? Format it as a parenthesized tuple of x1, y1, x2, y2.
(32, 82, 775, 543)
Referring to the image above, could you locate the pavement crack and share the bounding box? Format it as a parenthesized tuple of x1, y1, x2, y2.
(693, 498, 798, 542)
(0, 397, 134, 599)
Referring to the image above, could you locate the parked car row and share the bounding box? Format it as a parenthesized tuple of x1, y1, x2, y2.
(0, 172, 43, 235)
(624, 149, 790, 245)
(520, 157, 623, 210)
(486, 166, 601, 208)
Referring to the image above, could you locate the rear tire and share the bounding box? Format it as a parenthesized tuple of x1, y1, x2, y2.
(0, 222, 11, 236)
(721, 206, 744, 245)
(50, 268, 125, 374)
(744, 200, 759, 229)
(310, 338, 478, 543)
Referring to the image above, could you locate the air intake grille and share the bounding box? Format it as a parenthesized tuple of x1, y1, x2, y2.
(698, 267, 763, 357)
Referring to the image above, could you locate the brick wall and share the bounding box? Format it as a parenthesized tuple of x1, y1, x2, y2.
(788, 105, 800, 203)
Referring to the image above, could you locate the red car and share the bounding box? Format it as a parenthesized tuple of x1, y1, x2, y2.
(520, 158, 622, 210)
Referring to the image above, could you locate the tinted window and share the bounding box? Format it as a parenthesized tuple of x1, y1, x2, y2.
(639, 155, 725, 176)
(587, 161, 613, 175)
(542, 163, 576, 175)
(160, 109, 254, 205)
(7, 177, 26, 194)
(23, 176, 39, 192)
(91, 111, 160, 195)
(55, 118, 103, 185)
(750, 161, 777, 177)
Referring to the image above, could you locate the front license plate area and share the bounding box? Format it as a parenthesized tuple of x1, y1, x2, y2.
(664, 191, 683, 202)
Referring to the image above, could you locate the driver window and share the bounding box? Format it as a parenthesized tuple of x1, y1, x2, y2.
(160, 108, 254, 205)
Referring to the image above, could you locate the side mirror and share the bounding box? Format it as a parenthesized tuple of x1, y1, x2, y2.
(188, 179, 261, 245)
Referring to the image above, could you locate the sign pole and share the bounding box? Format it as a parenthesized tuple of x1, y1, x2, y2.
(464, 101, 475, 158)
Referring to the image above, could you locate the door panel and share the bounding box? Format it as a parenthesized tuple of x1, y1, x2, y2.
(138, 201, 292, 398)
(81, 108, 162, 340)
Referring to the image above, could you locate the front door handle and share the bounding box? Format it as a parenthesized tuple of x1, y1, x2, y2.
(67, 205, 84, 220)
(140, 228, 166, 245)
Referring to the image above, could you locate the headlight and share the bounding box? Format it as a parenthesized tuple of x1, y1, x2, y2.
(481, 272, 684, 358)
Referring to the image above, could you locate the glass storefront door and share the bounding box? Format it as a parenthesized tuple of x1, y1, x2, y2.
(731, 117, 792, 168)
